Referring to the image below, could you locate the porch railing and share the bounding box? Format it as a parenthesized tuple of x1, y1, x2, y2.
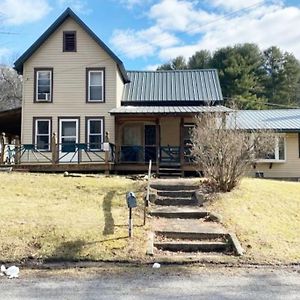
(119, 145, 195, 164)
(0, 142, 115, 165)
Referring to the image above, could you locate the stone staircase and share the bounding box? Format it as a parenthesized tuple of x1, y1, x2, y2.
(148, 180, 243, 257)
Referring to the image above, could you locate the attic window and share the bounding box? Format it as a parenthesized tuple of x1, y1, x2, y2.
(63, 31, 76, 52)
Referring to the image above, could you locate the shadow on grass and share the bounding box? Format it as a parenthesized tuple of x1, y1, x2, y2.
(103, 191, 115, 236)
(45, 240, 85, 262)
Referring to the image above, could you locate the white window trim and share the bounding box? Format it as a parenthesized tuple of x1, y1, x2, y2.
(36, 70, 52, 102)
(88, 70, 104, 102)
(35, 119, 51, 151)
(256, 135, 286, 163)
(87, 118, 104, 151)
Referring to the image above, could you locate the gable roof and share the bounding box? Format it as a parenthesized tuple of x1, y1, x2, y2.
(121, 69, 223, 105)
(229, 109, 300, 132)
(14, 8, 129, 83)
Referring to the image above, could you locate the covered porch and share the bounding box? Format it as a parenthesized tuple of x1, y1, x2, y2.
(111, 105, 231, 175)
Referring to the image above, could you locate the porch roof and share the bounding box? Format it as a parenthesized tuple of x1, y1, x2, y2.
(228, 109, 300, 132)
(110, 105, 231, 115)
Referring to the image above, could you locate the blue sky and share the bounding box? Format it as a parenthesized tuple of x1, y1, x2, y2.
(1, 0, 300, 70)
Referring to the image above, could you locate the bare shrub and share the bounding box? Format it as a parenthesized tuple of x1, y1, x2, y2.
(191, 111, 276, 192)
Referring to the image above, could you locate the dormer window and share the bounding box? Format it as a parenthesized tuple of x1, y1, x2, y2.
(34, 68, 53, 102)
(63, 31, 76, 52)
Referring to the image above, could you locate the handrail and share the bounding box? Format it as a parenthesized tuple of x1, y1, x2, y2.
(144, 159, 152, 225)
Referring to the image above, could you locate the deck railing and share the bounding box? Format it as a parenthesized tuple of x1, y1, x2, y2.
(0, 142, 115, 165)
(119, 145, 195, 164)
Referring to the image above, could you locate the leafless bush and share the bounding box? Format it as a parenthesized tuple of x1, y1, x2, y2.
(0, 66, 22, 103)
(191, 111, 275, 192)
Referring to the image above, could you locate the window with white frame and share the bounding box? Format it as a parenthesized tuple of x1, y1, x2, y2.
(35, 119, 51, 151)
(35, 69, 52, 102)
(87, 118, 103, 150)
(87, 69, 104, 102)
(256, 135, 286, 161)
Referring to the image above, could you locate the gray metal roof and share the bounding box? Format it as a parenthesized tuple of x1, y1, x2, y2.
(122, 69, 223, 104)
(110, 105, 231, 115)
(230, 109, 300, 131)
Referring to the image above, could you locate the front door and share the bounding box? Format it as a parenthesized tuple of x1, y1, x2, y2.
(59, 119, 79, 163)
(144, 125, 157, 162)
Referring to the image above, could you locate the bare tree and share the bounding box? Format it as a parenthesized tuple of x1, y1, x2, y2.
(0, 66, 22, 108)
(191, 111, 276, 192)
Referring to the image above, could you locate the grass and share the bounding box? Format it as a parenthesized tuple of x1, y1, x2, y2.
(0, 172, 147, 263)
(207, 178, 300, 264)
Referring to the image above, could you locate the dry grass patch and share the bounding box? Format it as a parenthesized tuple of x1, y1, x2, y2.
(0, 172, 147, 263)
(207, 178, 300, 264)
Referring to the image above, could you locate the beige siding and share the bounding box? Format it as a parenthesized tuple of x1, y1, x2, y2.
(22, 17, 124, 148)
(160, 117, 180, 146)
(250, 133, 300, 178)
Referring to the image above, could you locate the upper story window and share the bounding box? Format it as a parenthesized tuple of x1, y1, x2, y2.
(63, 31, 76, 52)
(86, 68, 105, 102)
(34, 118, 51, 151)
(34, 68, 53, 102)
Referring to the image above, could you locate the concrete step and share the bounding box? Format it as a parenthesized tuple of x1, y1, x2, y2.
(155, 197, 198, 206)
(149, 207, 209, 219)
(154, 241, 228, 252)
(155, 230, 227, 240)
(157, 190, 195, 198)
(150, 183, 199, 191)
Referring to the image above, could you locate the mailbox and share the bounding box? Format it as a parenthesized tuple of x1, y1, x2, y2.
(126, 192, 137, 208)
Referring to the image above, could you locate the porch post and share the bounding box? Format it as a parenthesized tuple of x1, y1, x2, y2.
(15, 135, 21, 165)
(105, 131, 110, 175)
(0, 132, 5, 164)
(155, 118, 160, 175)
(180, 117, 184, 176)
(115, 118, 121, 164)
(51, 133, 57, 165)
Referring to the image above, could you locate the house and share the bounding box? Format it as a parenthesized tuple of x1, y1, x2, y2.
(233, 109, 300, 179)
(11, 7, 229, 175)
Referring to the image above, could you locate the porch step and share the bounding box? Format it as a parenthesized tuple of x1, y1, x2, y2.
(149, 206, 208, 218)
(155, 197, 198, 206)
(157, 190, 195, 198)
(155, 230, 227, 240)
(150, 183, 199, 191)
(154, 241, 228, 252)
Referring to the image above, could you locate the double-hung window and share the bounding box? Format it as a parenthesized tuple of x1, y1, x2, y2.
(87, 118, 104, 150)
(35, 68, 53, 102)
(86, 68, 104, 102)
(256, 135, 286, 162)
(34, 118, 51, 151)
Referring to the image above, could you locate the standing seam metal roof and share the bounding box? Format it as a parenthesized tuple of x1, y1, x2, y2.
(229, 109, 300, 131)
(122, 69, 223, 103)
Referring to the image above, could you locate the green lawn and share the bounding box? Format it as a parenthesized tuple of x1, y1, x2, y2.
(207, 178, 300, 264)
(0, 172, 147, 263)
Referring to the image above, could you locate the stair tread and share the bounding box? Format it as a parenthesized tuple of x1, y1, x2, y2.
(154, 241, 227, 245)
(150, 206, 206, 213)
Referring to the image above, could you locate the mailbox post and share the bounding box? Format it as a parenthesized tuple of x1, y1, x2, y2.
(126, 192, 137, 237)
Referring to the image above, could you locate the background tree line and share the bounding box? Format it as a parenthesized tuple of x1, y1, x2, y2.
(158, 44, 300, 109)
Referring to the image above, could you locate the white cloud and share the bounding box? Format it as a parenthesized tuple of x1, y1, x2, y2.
(209, 0, 267, 11)
(145, 64, 160, 70)
(119, 0, 152, 9)
(110, 26, 180, 58)
(0, 0, 51, 25)
(149, 0, 217, 33)
(0, 48, 12, 64)
(111, 0, 300, 63)
(57, 0, 91, 14)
